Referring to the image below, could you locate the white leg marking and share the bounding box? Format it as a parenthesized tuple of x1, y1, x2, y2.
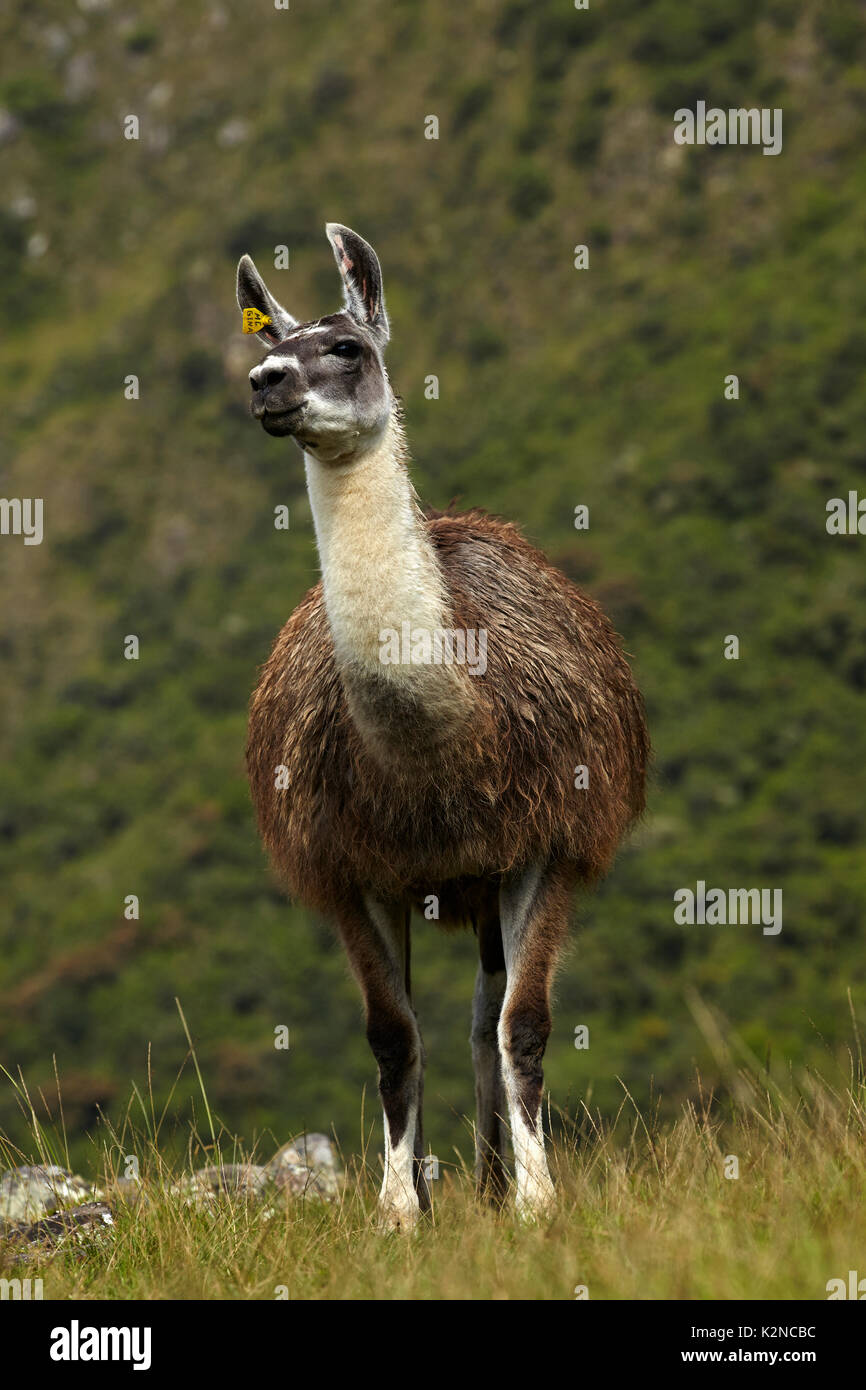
(498, 865, 556, 1218)
(364, 896, 421, 1230)
(377, 1097, 419, 1229)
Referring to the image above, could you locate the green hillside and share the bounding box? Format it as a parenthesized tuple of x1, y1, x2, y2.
(1, 0, 865, 1173)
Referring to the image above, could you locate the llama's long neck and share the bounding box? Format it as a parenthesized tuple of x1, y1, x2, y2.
(304, 413, 473, 760)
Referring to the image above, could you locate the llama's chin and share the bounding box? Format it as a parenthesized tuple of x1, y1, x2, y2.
(261, 410, 303, 437)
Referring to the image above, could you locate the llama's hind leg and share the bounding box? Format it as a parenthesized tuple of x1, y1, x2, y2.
(471, 910, 509, 1204)
(404, 919, 431, 1214)
(338, 897, 425, 1229)
(498, 862, 570, 1218)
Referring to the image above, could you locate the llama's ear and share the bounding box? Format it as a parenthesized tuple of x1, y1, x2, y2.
(236, 254, 298, 346)
(325, 223, 389, 346)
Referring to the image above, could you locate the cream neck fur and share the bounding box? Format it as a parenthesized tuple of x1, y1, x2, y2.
(304, 414, 451, 681)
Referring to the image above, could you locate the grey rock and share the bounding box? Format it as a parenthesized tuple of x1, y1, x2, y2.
(267, 1134, 342, 1199)
(3, 1202, 115, 1262)
(169, 1175, 218, 1209)
(0, 109, 20, 147)
(192, 1163, 270, 1196)
(64, 51, 96, 101)
(169, 1162, 270, 1208)
(271, 1162, 334, 1200)
(41, 25, 70, 58)
(217, 118, 249, 148)
(103, 1176, 145, 1209)
(0, 1166, 99, 1224)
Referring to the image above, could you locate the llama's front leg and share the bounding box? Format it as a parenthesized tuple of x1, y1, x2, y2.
(339, 897, 425, 1229)
(498, 863, 569, 1219)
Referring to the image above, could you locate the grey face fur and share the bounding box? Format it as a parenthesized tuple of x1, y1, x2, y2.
(237, 224, 392, 463)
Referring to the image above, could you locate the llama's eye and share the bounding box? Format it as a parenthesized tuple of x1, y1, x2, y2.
(330, 340, 361, 358)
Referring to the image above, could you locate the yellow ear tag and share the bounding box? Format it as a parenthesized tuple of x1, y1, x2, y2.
(242, 307, 272, 334)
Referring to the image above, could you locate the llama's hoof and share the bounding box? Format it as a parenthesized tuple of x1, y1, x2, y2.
(515, 1180, 556, 1223)
(377, 1195, 420, 1232)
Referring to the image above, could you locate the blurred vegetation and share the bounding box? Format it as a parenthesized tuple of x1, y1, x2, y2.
(0, 0, 865, 1173)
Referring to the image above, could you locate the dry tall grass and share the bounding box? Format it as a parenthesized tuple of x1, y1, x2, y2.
(2, 997, 864, 1300)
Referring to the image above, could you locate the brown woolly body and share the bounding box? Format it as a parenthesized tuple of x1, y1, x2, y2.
(247, 506, 648, 923)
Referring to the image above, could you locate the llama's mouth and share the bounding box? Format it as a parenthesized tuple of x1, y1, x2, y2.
(261, 403, 304, 436)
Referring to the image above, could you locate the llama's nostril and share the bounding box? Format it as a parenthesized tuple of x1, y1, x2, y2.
(265, 369, 286, 388)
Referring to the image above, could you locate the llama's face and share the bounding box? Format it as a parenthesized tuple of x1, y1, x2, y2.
(237, 224, 392, 463)
(247, 312, 391, 461)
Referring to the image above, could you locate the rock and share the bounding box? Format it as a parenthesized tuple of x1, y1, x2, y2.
(3, 1202, 115, 1263)
(0, 1166, 100, 1225)
(168, 1175, 218, 1209)
(192, 1163, 270, 1196)
(64, 51, 96, 101)
(173, 1137, 343, 1209)
(0, 109, 20, 148)
(169, 1162, 270, 1208)
(41, 25, 70, 58)
(217, 118, 249, 148)
(8, 193, 36, 219)
(27, 232, 49, 260)
(103, 1176, 145, 1209)
(146, 81, 172, 109)
(275, 1133, 338, 1171)
(267, 1133, 342, 1199)
(271, 1162, 333, 1200)
(0, 1129, 343, 1242)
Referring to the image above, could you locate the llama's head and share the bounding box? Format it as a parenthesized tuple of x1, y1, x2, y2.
(237, 223, 392, 463)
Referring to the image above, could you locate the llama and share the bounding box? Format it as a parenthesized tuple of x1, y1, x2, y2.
(236, 225, 649, 1227)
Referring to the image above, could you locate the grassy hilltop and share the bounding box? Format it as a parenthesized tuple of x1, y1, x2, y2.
(1, 0, 866, 1194)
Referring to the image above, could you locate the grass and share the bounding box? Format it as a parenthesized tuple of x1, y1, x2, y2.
(2, 1011, 865, 1300)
